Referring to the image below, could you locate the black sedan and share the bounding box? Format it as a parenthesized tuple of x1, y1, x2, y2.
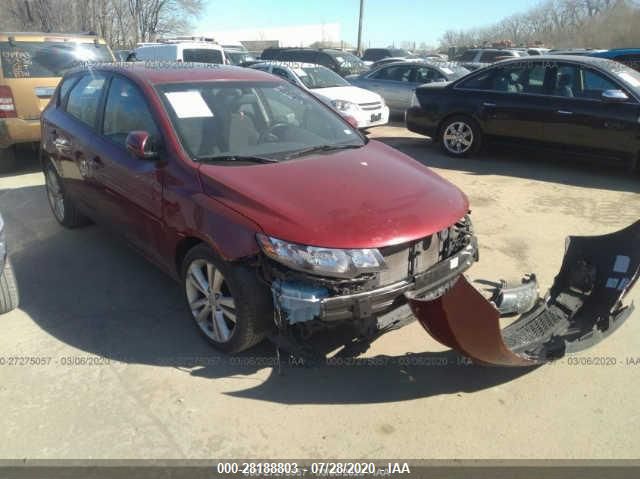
(405, 56, 640, 170)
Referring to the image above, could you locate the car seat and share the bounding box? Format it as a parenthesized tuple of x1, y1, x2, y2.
(555, 73, 574, 97)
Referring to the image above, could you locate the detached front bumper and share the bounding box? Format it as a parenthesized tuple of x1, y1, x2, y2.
(274, 237, 478, 323)
(407, 221, 640, 366)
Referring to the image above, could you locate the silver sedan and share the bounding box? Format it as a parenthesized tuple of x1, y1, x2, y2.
(347, 61, 469, 115)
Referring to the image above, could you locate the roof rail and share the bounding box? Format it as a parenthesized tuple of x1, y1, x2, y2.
(157, 35, 217, 44)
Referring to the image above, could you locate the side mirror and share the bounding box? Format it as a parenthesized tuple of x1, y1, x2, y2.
(602, 89, 629, 103)
(126, 131, 158, 159)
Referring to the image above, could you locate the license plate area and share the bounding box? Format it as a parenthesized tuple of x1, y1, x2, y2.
(370, 112, 382, 122)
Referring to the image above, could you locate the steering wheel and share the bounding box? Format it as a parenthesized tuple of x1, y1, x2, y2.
(258, 122, 289, 144)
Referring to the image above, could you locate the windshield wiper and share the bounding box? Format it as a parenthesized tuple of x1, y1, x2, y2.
(196, 155, 279, 164)
(284, 143, 364, 160)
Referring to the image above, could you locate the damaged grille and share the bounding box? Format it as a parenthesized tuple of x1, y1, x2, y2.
(378, 216, 473, 287)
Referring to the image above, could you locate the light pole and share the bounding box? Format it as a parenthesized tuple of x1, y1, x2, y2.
(357, 0, 364, 56)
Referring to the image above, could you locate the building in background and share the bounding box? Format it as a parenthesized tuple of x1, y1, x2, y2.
(199, 23, 341, 53)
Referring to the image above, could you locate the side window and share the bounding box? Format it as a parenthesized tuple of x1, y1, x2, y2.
(272, 67, 293, 81)
(317, 53, 335, 68)
(479, 51, 501, 62)
(57, 75, 80, 106)
(581, 69, 620, 99)
(458, 50, 477, 62)
(103, 76, 159, 146)
(523, 64, 546, 94)
(372, 65, 412, 82)
(490, 66, 527, 93)
(412, 67, 433, 84)
(456, 69, 493, 90)
(552, 64, 579, 98)
(65, 73, 107, 128)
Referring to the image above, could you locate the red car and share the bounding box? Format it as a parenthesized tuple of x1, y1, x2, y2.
(40, 63, 639, 365)
(40, 63, 476, 353)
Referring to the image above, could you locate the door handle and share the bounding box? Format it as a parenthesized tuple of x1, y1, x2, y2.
(483, 102, 496, 107)
(557, 110, 573, 116)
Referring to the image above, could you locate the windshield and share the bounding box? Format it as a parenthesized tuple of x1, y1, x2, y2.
(225, 50, 252, 65)
(389, 49, 409, 57)
(333, 52, 365, 67)
(296, 66, 349, 89)
(0, 41, 113, 78)
(157, 81, 363, 162)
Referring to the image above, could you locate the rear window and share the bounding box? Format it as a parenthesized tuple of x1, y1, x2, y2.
(0, 41, 112, 78)
(182, 49, 223, 64)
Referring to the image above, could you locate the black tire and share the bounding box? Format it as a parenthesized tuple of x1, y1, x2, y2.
(0, 258, 19, 314)
(0, 147, 17, 174)
(439, 115, 483, 158)
(181, 244, 274, 353)
(44, 160, 90, 228)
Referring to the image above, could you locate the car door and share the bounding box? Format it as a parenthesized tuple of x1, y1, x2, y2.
(47, 72, 108, 214)
(90, 74, 165, 262)
(456, 62, 553, 142)
(543, 63, 640, 157)
(364, 64, 414, 111)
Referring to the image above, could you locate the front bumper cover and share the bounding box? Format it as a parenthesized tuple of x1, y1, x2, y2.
(407, 221, 640, 366)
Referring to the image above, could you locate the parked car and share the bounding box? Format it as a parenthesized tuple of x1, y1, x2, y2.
(131, 40, 226, 64)
(0, 32, 114, 172)
(41, 63, 477, 353)
(259, 48, 367, 77)
(587, 48, 640, 72)
(361, 48, 411, 66)
(456, 48, 525, 70)
(348, 61, 470, 115)
(526, 47, 550, 56)
(113, 49, 131, 61)
(0, 213, 19, 314)
(249, 62, 389, 128)
(224, 48, 255, 66)
(405, 55, 640, 171)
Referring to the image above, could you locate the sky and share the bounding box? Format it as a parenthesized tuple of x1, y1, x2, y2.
(196, 0, 539, 47)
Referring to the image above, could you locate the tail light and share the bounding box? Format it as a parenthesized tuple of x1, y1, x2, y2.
(0, 86, 17, 118)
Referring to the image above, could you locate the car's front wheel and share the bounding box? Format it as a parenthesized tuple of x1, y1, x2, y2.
(182, 244, 274, 353)
(0, 258, 19, 314)
(44, 160, 90, 228)
(440, 116, 482, 158)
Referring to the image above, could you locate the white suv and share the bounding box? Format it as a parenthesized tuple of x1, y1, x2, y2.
(132, 39, 226, 64)
(251, 62, 389, 129)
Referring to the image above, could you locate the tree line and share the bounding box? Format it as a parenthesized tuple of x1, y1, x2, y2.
(0, 0, 205, 49)
(439, 0, 640, 50)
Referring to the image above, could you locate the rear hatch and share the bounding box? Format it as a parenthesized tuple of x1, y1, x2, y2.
(0, 37, 113, 120)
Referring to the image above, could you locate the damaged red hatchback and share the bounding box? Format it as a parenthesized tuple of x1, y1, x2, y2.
(41, 63, 639, 364)
(40, 63, 477, 353)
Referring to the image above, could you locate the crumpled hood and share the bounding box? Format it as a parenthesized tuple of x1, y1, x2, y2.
(312, 86, 383, 105)
(198, 140, 469, 249)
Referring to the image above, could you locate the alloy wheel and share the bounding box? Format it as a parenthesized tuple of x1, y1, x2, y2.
(185, 259, 237, 343)
(443, 121, 474, 155)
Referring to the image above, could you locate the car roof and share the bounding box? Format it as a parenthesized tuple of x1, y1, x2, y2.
(68, 63, 281, 85)
(590, 48, 640, 57)
(253, 61, 322, 69)
(498, 54, 617, 65)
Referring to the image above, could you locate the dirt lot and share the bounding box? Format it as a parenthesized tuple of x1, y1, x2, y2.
(0, 124, 639, 459)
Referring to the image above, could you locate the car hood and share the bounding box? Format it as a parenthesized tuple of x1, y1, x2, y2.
(311, 86, 382, 104)
(198, 140, 469, 249)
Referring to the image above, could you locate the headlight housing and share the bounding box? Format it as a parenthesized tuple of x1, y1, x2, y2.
(331, 99, 359, 112)
(257, 234, 387, 278)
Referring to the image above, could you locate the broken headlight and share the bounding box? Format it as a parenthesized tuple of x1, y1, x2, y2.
(257, 234, 387, 278)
